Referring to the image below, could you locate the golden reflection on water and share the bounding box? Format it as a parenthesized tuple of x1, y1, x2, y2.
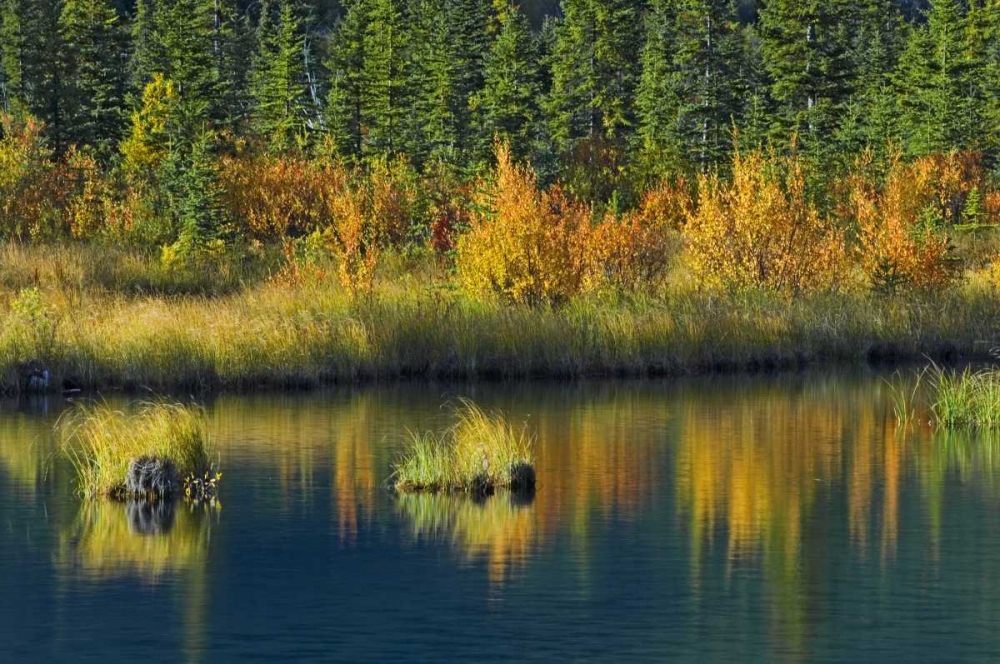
(6, 379, 1000, 610)
(55, 499, 217, 582)
(397, 492, 538, 586)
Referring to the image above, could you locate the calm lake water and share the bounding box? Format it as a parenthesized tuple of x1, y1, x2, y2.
(3, 372, 1000, 662)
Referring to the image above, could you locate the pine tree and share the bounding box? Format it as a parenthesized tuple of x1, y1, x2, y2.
(406, 0, 459, 166)
(59, 0, 128, 156)
(833, 0, 903, 159)
(636, 0, 746, 177)
(130, 0, 163, 92)
(153, 0, 228, 135)
(473, 2, 540, 165)
(545, 0, 643, 152)
(164, 128, 227, 262)
(759, 0, 858, 153)
(251, 0, 312, 151)
(360, 0, 410, 157)
(447, 0, 493, 159)
(325, 0, 367, 160)
(894, 0, 977, 155)
(1, 1, 63, 146)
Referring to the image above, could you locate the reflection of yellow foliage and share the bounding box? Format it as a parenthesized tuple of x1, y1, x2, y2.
(0, 414, 52, 489)
(55, 500, 215, 582)
(397, 493, 537, 587)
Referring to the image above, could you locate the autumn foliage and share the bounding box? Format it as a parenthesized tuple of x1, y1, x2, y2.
(685, 150, 846, 293)
(850, 150, 956, 291)
(457, 143, 591, 306)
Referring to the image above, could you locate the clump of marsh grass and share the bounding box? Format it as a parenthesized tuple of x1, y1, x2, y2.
(930, 366, 1000, 429)
(885, 367, 929, 428)
(58, 401, 218, 499)
(392, 400, 536, 495)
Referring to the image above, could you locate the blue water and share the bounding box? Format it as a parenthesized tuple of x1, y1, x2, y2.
(2, 374, 1000, 662)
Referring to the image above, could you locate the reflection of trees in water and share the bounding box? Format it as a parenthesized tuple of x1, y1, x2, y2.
(206, 393, 383, 545)
(0, 400, 60, 492)
(396, 492, 538, 587)
(672, 377, 1000, 656)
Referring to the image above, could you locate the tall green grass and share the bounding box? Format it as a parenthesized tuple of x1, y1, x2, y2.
(58, 401, 214, 498)
(392, 400, 536, 494)
(930, 367, 1000, 428)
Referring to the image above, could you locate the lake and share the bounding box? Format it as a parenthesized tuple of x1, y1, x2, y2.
(3, 372, 1000, 662)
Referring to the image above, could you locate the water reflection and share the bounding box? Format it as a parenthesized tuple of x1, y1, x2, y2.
(55, 499, 217, 582)
(397, 492, 538, 586)
(5, 377, 1000, 658)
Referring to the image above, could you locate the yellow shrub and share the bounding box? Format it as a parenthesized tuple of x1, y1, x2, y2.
(685, 150, 846, 292)
(456, 143, 590, 306)
(65, 148, 109, 240)
(851, 150, 955, 291)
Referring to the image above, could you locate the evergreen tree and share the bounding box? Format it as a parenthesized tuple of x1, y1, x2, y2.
(834, 0, 904, 159)
(360, 0, 410, 157)
(1, 1, 63, 146)
(130, 0, 163, 91)
(406, 0, 459, 166)
(894, 0, 978, 155)
(447, 0, 493, 158)
(636, 0, 745, 177)
(165, 128, 226, 261)
(153, 0, 228, 134)
(545, 0, 643, 152)
(325, 0, 366, 160)
(59, 0, 128, 155)
(473, 2, 540, 165)
(251, 0, 312, 151)
(759, 0, 858, 153)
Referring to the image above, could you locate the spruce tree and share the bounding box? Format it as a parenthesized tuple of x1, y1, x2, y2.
(59, 0, 128, 156)
(325, 0, 367, 160)
(636, 0, 745, 177)
(1, 1, 63, 147)
(545, 0, 643, 152)
(759, 0, 858, 154)
(251, 0, 312, 151)
(473, 2, 540, 165)
(447, 0, 493, 159)
(894, 0, 977, 155)
(153, 0, 228, 135)
(406, 0, 459, 166)
(166, 128, 227, 262)
(360, 0, 410, 157)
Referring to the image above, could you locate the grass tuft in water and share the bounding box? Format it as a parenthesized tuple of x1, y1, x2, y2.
(392, 400, 536, 495)
(930, 367, 1000, 429)
(58, 401, 217, 499)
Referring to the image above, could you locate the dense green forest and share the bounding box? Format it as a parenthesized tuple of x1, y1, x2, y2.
(1, 0, 993, 185)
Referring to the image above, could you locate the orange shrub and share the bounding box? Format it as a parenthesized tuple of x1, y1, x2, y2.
(218, 154, 348, 241)
(850, 150, 955, 291)
(0, 114, 72, 240)
(65, 148, 109, 240)
(685, 149, 846, 292)
(365, 156, 419, 247)
(634, 177, 694, 230)
(456, 142, 591, 306)
(585, 211, 679, 293)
